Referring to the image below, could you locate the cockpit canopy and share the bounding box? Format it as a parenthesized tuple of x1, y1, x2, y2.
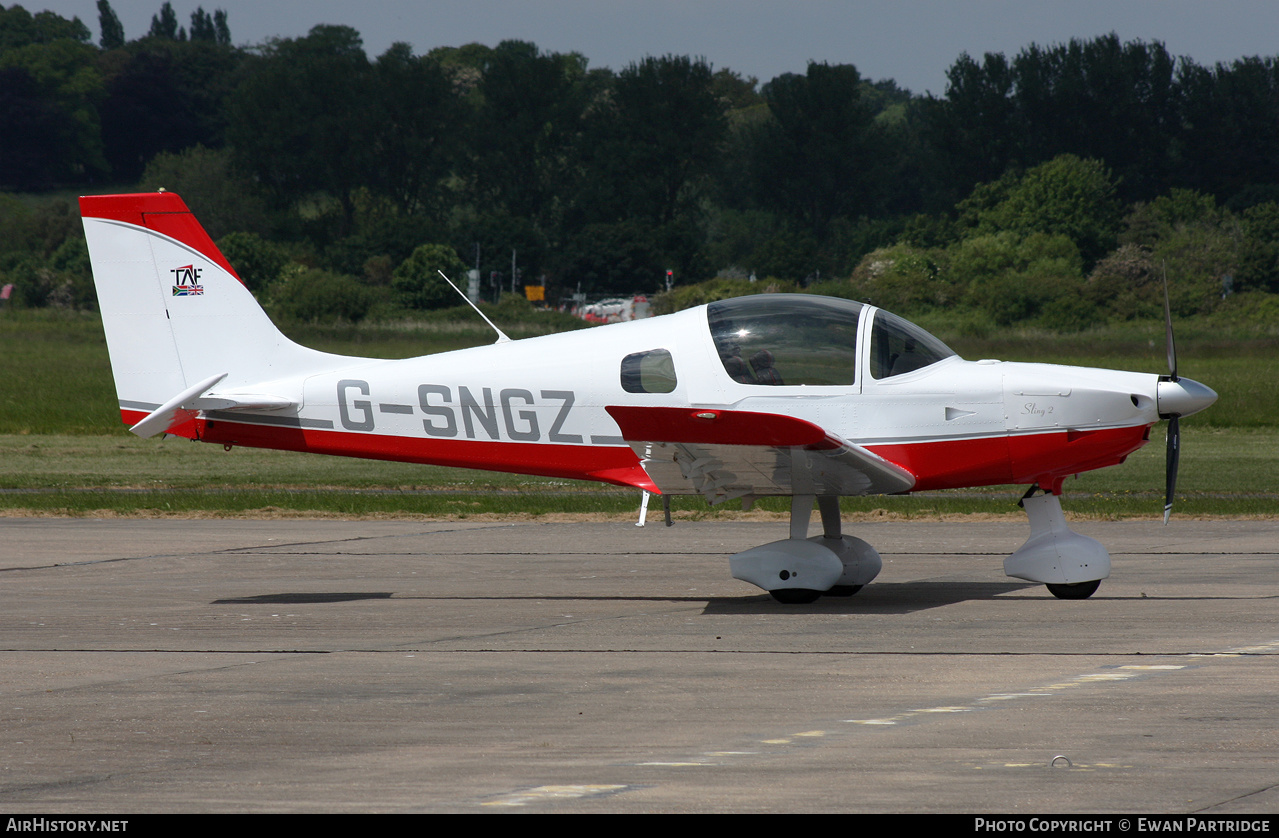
(707, 294, 956, 386)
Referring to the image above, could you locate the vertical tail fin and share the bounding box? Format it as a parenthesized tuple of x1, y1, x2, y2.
(80, 192, 340, 432)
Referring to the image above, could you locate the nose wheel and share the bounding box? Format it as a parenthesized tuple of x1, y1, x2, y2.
(1005, 491, 1110, 596)
(1045, 580, 1101, 600)
(769, 588, 823, 604)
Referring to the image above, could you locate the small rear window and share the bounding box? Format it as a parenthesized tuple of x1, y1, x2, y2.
(621, 349, 678, 393)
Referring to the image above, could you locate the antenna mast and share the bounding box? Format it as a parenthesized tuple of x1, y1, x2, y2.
(437, 270, 511, 344)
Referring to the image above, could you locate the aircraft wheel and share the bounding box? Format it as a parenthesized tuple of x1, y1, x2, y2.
(770, 588, 822, 604)
(825, 585, 863, 597)
(1046, 580, 1101, 600)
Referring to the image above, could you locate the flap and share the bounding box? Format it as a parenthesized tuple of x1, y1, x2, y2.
(606, 405, 915, 503)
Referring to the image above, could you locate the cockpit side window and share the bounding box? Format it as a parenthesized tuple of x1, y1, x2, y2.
(620, 349, 678, 393)
(707, 295, 864, 386)
(869, 309, 957, 379)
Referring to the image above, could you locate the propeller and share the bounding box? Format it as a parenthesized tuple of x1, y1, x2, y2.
(1162, 273, 1179, 524)
(1164, 415, 1179, 524)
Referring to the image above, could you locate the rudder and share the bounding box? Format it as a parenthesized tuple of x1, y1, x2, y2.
(80, 191, 339, 433)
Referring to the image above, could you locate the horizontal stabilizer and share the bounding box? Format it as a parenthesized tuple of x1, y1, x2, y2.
(129, 373, 296, 438)
(187, 393, 297, 412)
(130, 373, 228, 438)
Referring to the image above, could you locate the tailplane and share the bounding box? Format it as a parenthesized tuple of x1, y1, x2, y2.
(80, 192, 346, 436)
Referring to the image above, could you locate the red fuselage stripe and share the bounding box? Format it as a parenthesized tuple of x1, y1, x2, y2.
(193, 413, 654, 490)
(122, 409, 1151, 495)
(865, 425, 1150, 491)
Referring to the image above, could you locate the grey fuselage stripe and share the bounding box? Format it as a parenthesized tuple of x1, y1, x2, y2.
(203, 410, 335, 429)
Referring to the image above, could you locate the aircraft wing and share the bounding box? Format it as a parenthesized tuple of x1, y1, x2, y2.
(605, 406, 916, 503)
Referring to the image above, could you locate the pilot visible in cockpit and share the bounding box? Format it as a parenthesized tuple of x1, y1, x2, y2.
(750, 349, 784, 385)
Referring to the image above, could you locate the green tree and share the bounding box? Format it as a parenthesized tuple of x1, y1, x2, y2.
(469, 41, 594, 221)
(0, 5, 90, 50)
(325, 209, 446, 278)
(269, 267, 374, 322)
(1010, 36, 1179, 200)
(189, 7, 215, 42)
(924, 51, 1016, 199)
(1118, 190, 1242, 315)
(928, 36, 1180, 205)
(849, 244, 948, 312)
(228, 25, 375, 233)
(749, 63, 884, 239)
(0, 66, 80, 188)
(952, 231, 1085, 326)
(1178, 56, 1279, 202)
(217, 231, 288, 293)
(0, 197, 80, 259)
(552, 220, 664, 294)
(392, 244, 466, 310)
(213, 10, 229, 45)
(577, 55, 726, 227)
(1085, 243, 1159, 320)
(98, 36, 244, 180)
(147, 2, 184, 40)
(1120, 188, 1220, 245)
(0, 37, 107, 183)
(711, 67, 762, 110)
(370, 43, 465, 218)
(96, 0, 125, 50)
(139, 145, 271, 239)
(1238, 202, 1279, 293)
(970, 155, 1121, 266)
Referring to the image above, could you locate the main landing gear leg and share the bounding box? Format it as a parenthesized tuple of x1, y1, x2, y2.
(1005, 488, 1109, 599)
(729, 495, 884, 604)
(815, 496, 877, 597)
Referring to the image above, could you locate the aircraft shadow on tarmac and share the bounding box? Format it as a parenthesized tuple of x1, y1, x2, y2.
(214, 592, 395, 604)
(209, 582, 1035, 615)
(704, 581, 1037, 614)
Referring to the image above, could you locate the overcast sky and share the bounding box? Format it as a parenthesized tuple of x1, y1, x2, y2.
(30, 0, 1279, 95)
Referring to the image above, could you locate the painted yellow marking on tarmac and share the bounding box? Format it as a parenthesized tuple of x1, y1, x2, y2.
(483, 784, 630, 807)
(571, 653, 1238, 804)
(846, 664, 1189, 729)
(913, 706, 972, 713)
(1190, 639, 1279, 658)
(1222, 639, 1279, 654)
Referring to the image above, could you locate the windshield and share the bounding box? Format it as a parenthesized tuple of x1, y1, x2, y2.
(707, 295, 866, 386)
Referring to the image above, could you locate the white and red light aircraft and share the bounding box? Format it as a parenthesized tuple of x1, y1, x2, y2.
(80, 192, 1217, 602)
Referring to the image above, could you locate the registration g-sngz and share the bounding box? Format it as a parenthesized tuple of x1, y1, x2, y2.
(337, 379, 582, 443)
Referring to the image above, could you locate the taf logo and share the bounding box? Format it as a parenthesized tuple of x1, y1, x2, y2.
(171, 264, 203, 296)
